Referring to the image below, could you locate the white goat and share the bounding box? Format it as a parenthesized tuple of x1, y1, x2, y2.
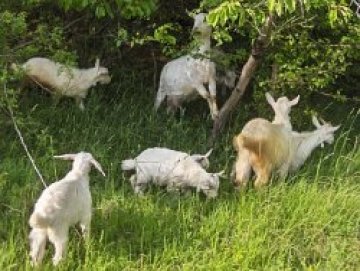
(154, 13, 219, 119)
(233, 116, 339, 189)
(289, 117, 340, 172)
(28, 152, 105, 266)
(232, 92, 299, 188)
(15, 57, 111, 110)
(121, 147, 223, 198)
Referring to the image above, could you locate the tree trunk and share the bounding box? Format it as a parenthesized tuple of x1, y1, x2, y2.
(211, 15, 274, 141)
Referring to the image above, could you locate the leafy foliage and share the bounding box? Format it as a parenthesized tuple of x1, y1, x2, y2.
(0, 1, 359, 269)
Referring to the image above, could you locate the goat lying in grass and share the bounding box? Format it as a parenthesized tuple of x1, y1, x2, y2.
(121, 147, 223, 198)
(154, 13, 219, 119)
(13, 57, 111, 110)
(233, 116, 340, 189)
(29, 152, 105, 266)
(232, 92, 299, 188)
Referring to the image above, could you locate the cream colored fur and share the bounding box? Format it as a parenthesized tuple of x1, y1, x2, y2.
(233, 116, 339, 189)
(232, 92, 299, 189)
(16, 57, 111, 110)
(154, 13, 219, 119)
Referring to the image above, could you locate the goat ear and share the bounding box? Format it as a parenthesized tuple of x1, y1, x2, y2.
(312, 116, 321, 128)
(53, 154, 77, 160)
(95, 58, 100, 69)
(265, 92, 275, 107)
(330, 125, 341, 132)
(290, 95, 300, 106)
(215, 170, 226, 179)
(90, 158, 106, 177)
(204, 148, 213, 158)
(319, 117, 328, 125)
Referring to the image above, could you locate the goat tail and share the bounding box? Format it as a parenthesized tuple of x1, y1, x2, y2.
(234, 134, 265, 157)
(121, 159, 136, 171)
(154, 81, 166, 111)
(29, 228, 47, 266)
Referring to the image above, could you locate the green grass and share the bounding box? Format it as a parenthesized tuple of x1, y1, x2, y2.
(1, 73, 359, 270)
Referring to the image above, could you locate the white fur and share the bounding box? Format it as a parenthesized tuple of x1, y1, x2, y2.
(18, 57, 111, 110)
(28, 152, 105, 266)
(233, 116, 339, 188)
(232, 92, 299, 188)
(289, 117, 339, 171)
(121, 147, 222, 198)
(154, 13, 219, 119)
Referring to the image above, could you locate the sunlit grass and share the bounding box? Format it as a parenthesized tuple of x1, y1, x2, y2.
(0, 77, 359, 270)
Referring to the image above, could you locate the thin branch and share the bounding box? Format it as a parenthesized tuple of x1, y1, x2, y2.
(3, 82, 47, 188)
(0, 203, 22, 213)
(211, 14, 274, 141)
(30, 77, 55, 95)
(350, 0, 360, 18)
(63, 14, 88, 31)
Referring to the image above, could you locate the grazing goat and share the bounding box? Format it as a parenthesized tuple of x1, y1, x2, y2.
(121, 147, 223, 198)
(28, 152, 105, 266)
(233, 116, 339, 189)
(154, 13, 219, 119)
(232, 92, 299, 188)
(14, 57, 111, 110)
(289, 117, 340, 172)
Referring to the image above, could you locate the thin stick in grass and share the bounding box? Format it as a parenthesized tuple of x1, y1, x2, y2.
(3, 82, 47, 187)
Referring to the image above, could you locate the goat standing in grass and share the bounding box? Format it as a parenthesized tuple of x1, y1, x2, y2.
(121, 147, 223, 198)
(13, 57, 111, 110)
(154, 13, 219, 119)
(28, 152, 105, 266)
(232, 92, 299, 189)
(233, 116, 339, 189)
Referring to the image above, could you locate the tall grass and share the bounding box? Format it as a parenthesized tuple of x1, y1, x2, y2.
(1, 73, 359, 270)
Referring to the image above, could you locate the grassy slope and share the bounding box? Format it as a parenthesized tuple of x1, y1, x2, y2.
(1, 72, 359, 270)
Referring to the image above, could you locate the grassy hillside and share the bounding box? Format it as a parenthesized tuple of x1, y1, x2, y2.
(1, 71, 359, 270)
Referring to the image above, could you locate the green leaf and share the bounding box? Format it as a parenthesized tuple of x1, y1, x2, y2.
(284, 0, 296, 13)
(268, 0, 276, 12)
(207, 12, 219, 26)
(275, 1, 283, 16)
(328, 8, 337, 28)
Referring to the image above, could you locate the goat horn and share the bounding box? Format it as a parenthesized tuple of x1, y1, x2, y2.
(319, 117, 327, 125)
(91, 158, 106, 177)
(54, 154, 77, 160)
(204, 148, 213, 158)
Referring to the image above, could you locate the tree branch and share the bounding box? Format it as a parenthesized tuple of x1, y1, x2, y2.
(211, 15, 274, 142)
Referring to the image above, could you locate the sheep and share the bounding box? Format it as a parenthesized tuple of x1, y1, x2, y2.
(232, 116, 339, 189)
(154, 13, 219, 119)
(14, 57, 111, 110)
(28, 152, 105, 266)
(121, 147, 223, 198)
(232, 92, 299, 188)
